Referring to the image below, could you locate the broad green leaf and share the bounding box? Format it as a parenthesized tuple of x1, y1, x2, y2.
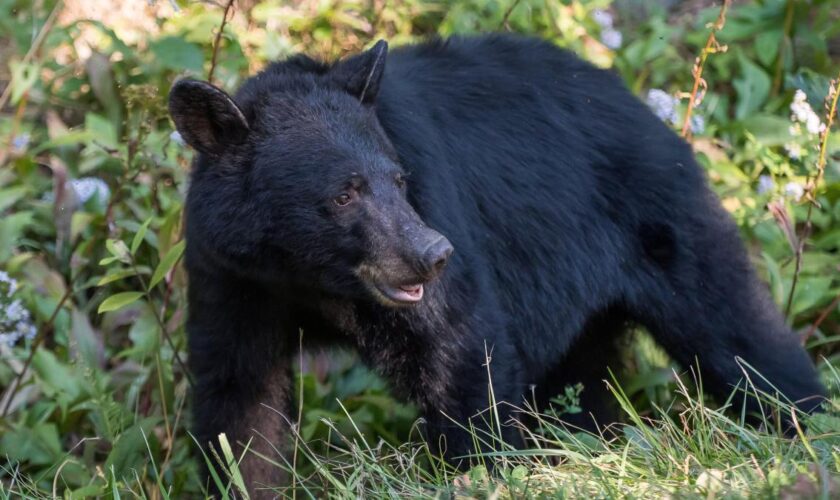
(105, 418, 159, 481)
(734, 52, 771, 120)
(0, 423, 63, 466)
(736, 114, 793, 146)
(85, 113, 118, 149)
(70, 308, 103, 368)
(98, 291, 145, 314)
(31, 349, 84, 404)
(150, 36, 204, 72)
(126, 306, 159, 358)
(150, 240, 185, 288)
(0, 186, 28, 213)
(0, 211, 34, 262)
(754, 29, 781, 68)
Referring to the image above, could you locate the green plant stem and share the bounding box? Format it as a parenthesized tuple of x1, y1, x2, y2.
(129, 257, 194, 387)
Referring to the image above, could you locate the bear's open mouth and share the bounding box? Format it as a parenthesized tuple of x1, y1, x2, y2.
(375, 282, 424, 304)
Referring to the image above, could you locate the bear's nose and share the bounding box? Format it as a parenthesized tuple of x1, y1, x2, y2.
(418, 236, 454, 280)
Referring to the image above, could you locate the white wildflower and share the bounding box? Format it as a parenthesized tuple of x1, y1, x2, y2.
(592, 9, 614, 28)
(0, 272, 36, 349)
(757, 175, 775, 195)
(0, 271, 17, 297)
(784, 142, 802, 160)
(71, 177, 110, 204)
(784, 182, 804, 201)
(646, 89, 679, 125)
(789, 89, 824, 137)
(805, 113, 825, 135)
(5, 300, 28, 323)
(601, 29, 623, 50)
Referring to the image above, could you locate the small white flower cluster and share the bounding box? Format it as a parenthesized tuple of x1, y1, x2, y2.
(756, 174, 804, 201)
(71, 177, 111, 204)
(42, 177, 111, 205)
(785, 89, 825, 161)
(646, 89, 680, 124)
(592, 9, 622, 50)
(790, 90, 825, 136)
(645, 89, 705, 134)
(0, 271, 37, 348)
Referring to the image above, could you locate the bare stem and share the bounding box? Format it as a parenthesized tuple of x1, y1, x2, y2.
(208, 0, 236, 84)
(681, 0, 731, 139)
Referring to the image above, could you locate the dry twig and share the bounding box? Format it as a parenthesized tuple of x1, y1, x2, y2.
(208, 0, 236, 84)
(681, 0, 731, 139)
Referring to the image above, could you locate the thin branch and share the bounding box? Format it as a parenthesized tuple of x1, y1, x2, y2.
(681, 0, 730, 139)
(207, 0, 236, 84)
(1, 287, 73, 418)
(785, 75, 840, 316)
(0, 0, 64, 113)
(500, 0, 524, 31)
(803, 293, 840, 342)
(770, 0, 795, 97)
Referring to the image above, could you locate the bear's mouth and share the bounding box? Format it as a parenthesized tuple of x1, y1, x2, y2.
(375, 282, 424, 304)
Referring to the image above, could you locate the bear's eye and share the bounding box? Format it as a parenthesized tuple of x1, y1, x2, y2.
(334, 193, 353, 206)
(395, 173, 407, 188)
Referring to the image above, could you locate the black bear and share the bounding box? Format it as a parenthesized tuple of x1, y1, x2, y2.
(168, 35, 826, 497)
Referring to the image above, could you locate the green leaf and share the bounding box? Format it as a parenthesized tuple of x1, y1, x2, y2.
(96, 268, 138, 286)
(85, 113, 118, 149)
(733, 52, 771, 120)
(0, 211, 34, 262)
(105, 418, 159, 482)
(9, 60, 39, 104)
(0, 186, 28, 213)
(105, 238, 131, 263)
(150, 36, 204, 72)
(754, 29, 781, 68)
(131, 218, 152, 255)
(126, 306, 159, 358)
(98, 291, 145, 314)
(71, 308, 103, 367)
(0, 423, 63, 466)
(150, 240, 185, 288)
(736, 114, 792, 146)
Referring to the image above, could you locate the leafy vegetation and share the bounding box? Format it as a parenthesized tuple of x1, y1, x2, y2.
(1, 0, 839, 497)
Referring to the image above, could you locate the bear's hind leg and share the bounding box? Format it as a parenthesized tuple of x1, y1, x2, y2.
(631, 214, 826, 420)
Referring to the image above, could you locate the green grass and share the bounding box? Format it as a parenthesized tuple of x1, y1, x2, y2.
(189, 370, 840, 499)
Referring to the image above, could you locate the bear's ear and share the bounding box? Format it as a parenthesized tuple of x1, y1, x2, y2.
(168, 79, 250, 155)
(330, 40, 388, 104)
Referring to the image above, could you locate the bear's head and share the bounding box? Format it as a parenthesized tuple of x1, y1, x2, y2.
(168, 41, 453, 307)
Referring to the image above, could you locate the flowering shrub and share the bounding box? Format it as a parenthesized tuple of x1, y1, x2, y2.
(0, 272, 35, 348)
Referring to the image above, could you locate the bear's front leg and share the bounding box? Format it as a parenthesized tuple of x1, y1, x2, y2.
(188, 269, 295, 498)
(422, 341, 526, 468)
(356, 310, 525, 469)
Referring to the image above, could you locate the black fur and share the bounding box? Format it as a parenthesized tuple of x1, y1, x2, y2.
(169, 35, 826, 497)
